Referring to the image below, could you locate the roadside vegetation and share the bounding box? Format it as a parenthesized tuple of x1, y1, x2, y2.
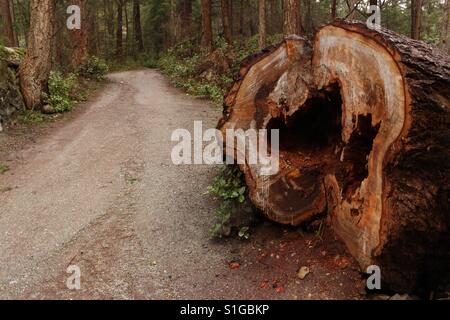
(205, 165, 256, 239)
(157, 34, 282, 106)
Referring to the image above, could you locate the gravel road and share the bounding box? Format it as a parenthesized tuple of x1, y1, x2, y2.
(0, 70, 363, 299)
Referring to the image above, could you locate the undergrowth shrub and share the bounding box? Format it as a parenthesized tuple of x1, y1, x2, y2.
(44, 71, 77, 112)
(156, 34, 283, 106)
(78, 56, 109, 80)
(206, 165, 255, 239)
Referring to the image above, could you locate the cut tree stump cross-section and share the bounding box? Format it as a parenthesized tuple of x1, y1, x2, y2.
(218, 20, 450, 294)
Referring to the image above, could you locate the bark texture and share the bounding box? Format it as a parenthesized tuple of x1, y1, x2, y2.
(283, 0, 300, 35)
(219, 20, 450, 293)
(19, 0, 55, 109)
(200, 0, 213, 50)
(116, 0, 124, 57)
(221, 0, 233, 45)
(440, 0, 449, 52)
(0, 0, 18, 46)
(180, 0, 192, 40)
(71, 0, 88, 70)
(411, 0, 423, 40)
(133, 0, 144, 51)
(258, 0, 266, 50)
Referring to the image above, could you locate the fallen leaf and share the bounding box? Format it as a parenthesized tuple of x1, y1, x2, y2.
(275, 285, 285, 293)
(260, 280, 269, 289)
(297, 266, 310, 279)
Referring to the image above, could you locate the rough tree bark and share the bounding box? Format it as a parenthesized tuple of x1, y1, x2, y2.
(133, 0, 144, 51)
(19, 0, 55, 109)
(283, 0, 300, 35)
(0, 0, 19, 46)
(411, 0, 423, 40)
(71, 0, 88, 70)
(200, 0, 213, 50)
(116, 0, 123, 58)
(331, 0, 337, 19)
(440, 0, 449, 51)
(218, 20, 450, 293)
(258, 0, 266, 50)
(303, 0, 313, 34)
(347, 0, 359, 20)
(221, 0, 233, 45)
(180, 0, 192, 40)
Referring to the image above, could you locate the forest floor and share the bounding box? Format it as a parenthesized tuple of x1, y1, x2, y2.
(0, 69, 366, 299)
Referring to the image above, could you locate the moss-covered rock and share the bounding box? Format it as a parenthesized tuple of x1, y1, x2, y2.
(0, 47, 25, 128)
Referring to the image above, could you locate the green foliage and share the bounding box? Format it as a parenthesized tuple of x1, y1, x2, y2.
(78, 56, 109, 81)
(206, 165, 254, 238)
(44, 71, 77, 113)
(18, 110, 46, 124)
(156, 34, 283, 106)
(0, 43, 6, 59)
(142, 53, 160, 68)
(0, 164, 10, 174)
(157, 46, 226, 105)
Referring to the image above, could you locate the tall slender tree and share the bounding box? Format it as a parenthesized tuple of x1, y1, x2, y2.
(19, 0, 55, 109)
(303, 0, 313, 33)
(116, 0, 124, 57)
(347, 0, 359, 20)
(283, 0, 300, 35)
(221, 0, 233, 45)
(133, 0, 144, 51)
(440, 0, 449, 51)
(258, 0, 266, 50)
(331, 0, 338, 19)
(200, 0, 213, 50)
(180, 0, 192, 40)
(71, 0, 88, 70)
(0, 0, 19, 46)
(411, 0, 423, 39)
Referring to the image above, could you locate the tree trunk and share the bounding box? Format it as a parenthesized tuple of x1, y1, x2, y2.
(411, 0, 423, 40)
(347, 0, 358, 20)
(133, 0, 144, 51)
(303, 0, 313, 34)
(116, 0, 123, 58)
(0, 0, 19, 46)
(221, 0, 233, 45)
(88, 3, 100, 56)
(200, 0, 213, 50)
(180, 0, 192, 40)
(283, 0, 300, 35)
(125, 0, 130, 49)
(258, 0, 266, 50)
(239, 0, 244, 36)
(71, 0, 88, 70)
(218, 21, 450, 294)
(331, 0, 337, 20)
(439, 0, 449, 51)
(19, 0, 55, 109)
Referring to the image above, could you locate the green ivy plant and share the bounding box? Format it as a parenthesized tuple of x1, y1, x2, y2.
(206, 165, 254, 239)
(43, 71, 77, 113)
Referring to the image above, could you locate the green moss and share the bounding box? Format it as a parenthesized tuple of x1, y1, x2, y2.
(0, 164, 10, 174)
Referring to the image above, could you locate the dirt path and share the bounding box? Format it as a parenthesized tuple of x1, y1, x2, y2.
(0, 70, 364, 299)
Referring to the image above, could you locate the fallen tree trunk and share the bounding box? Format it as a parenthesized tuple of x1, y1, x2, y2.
(218, 20, 450, 293)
